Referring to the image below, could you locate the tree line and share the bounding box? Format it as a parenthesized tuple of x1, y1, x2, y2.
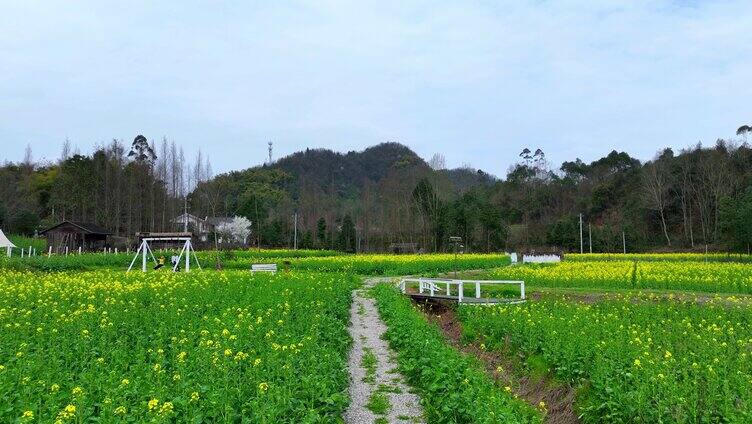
(0, 136, 211, 240)
(3, 127, 752, 253)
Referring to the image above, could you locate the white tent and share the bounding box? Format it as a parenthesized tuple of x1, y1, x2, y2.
(0, 229, 16, 257)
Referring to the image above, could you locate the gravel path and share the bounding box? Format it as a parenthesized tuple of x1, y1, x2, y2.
(344, 278, 424, 424)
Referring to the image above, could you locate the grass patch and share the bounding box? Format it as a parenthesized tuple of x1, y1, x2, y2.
(377, 383, 402, 394)
(366, 391, 391, 415)
(362, 347, 377, 384)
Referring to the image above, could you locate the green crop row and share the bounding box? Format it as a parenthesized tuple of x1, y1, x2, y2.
(287, 253, 510, 276)
(1, 251, 509, 276)
(487, 260, 752, 294)
(567, 253, 752, 263)
(459, 296, 752, 423)
(372, 284, 541, 424)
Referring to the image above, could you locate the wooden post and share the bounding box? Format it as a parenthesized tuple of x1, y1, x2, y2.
(418, 278, 424, 294)
(78, 246, 82, 255)
(458, 282, 464, 303)
(520, 281, 526, 300)
(48, 246, 52, 257)
(6, 246, 10, 258)
(446, 282, 450, 296)
(65, 246, 69, 256)
(21, 248, 24, 258)
(475, 281, 481, 298)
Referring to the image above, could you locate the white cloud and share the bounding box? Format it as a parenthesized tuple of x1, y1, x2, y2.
(1, 1, 751, 175)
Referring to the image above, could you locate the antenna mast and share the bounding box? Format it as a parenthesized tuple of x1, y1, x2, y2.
(267, 141, 273, 165)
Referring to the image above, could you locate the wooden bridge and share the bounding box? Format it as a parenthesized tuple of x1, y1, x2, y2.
(397, 278, 526, 305)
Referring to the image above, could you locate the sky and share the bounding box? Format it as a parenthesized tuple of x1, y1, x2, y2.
(1, 0, 751, 178)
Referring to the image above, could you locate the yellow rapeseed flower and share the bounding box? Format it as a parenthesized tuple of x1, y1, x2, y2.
(159, 402, 173, 415)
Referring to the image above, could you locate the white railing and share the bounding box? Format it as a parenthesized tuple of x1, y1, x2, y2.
(251, 263, 278, 274)
(397, 277, 525, 303)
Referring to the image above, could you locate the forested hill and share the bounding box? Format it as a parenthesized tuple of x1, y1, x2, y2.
(270, 142, 431, 198)
(223, 142, 496, 202)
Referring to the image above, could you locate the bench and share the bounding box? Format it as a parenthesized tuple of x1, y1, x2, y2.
(251, 263, 277, 274)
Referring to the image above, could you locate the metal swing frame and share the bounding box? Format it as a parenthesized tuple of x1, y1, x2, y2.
(127, 237, 201, 272)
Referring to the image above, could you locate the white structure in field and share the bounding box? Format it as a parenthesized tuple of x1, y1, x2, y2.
(510, 252, 518, 263)
(127, 236, 201, 272)
(0, 229, 16, 257)
(522, 253, 561, 264)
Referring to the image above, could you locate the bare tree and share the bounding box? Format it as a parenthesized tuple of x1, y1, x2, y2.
(428, 153, 446, 170)
(60, 138, 72, 163)
(642, 160, 672, 246)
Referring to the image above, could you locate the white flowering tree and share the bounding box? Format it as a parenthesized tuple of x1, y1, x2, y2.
(215, 216, 253, 245)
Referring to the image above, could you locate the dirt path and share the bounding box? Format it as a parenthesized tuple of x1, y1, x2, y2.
(344, 278, 424, 424)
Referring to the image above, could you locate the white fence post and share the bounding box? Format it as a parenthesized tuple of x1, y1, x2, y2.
(185, 241, 191, 272)
(520, 281, 526, 300)
(6, 246, 10, 258)
(142, 241, 147, 272)
(458, 282, 463, 303)
(48, 246, 52, 257)
(446, 282, 450, 296)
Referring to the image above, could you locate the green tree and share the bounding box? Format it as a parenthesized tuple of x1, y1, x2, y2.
(337, 214, 356, 252)
(316, 217, 327, 248)
(413, 178, 445, 251)
(127, 135, 156, 165)
(719, 186, 752, 252)
(10, 209, 40, 236)
(0, 203, 6, 229)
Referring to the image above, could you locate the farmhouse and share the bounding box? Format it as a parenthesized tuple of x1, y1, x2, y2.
(40, 221, 112, 253)
(170, 213, 233, 242)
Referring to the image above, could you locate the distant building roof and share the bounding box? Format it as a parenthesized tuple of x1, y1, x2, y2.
(40, 221, 112, 235)
(136, 232, 193, 239)
(170, 213, 204, 223)
(206, 217, 233, 226)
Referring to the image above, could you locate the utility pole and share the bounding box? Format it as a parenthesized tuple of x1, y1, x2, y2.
(293, 212, 298, 250)
(449, 236, 462, 278)
(588, 223, 592, 253)
(183, 196, 188, 232)
(579, 213, 583, 254)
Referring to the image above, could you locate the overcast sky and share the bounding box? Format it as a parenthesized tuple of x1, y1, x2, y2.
(2, 1, 751, 177)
